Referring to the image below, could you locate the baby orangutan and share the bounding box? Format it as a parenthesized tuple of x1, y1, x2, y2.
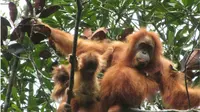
(53, 47, 113, 112)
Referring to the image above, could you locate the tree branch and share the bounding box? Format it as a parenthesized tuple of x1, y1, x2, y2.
(67, 0, 82, 110)
(3, 56, 19, 112)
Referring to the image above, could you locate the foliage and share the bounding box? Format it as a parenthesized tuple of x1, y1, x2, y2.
(1, 0, 199, 111)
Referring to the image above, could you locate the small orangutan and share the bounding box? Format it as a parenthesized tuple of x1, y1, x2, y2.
(51, 64, 71, 100)
(53, 47, 113, 112)
(158, 57, 200, 110)
(100, 28, 162, 112)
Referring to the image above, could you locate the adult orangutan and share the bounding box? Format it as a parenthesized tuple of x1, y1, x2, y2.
(100, 29, 200, 111)
(100, 29, 162, 112)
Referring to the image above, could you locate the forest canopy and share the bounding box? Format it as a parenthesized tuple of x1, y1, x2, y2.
(1, 0, 200, 111)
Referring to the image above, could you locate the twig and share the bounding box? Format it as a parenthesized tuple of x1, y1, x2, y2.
(66, 0, 82, 110)
(152, 23, 166, 42)
(184, 52, 192, 109)
(3, 56, 19, 112)
(3, 31, 25, 112)
(23, 25, 54, 110)
(28, 48, 53, 107)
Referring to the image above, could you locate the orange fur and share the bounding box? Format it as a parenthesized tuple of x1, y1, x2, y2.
(100, 29, 162, 111)
(159, 57, 200, 109)
(56, 47, 113, 112)
(39, 22, 128, 65)
(124, 28, 162, 74)
(41, 22, 200, 110)
(100, 64, 159, 112)
(52, 65, 71, 100)
(57, 95, 68, 112)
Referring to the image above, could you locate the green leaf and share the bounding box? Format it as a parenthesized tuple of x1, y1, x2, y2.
(12, 87, 19, 101)
(11, 104, 22, 112)
(92, 0, 101, 6)
(104, 3, 117, 11)
(1, 93, 6, 101)
(175, 25, 188, 41)
(65, 4, 76, 13)
(28, 95, 37, 110)
(1, 57, 8, 73)
(42, 18, 60, 28)
(182, 0, 193, 6)
(39, 5, 61, 18)
(41, 102, 47, 112)
(43, 77, 53, 91)
(136, 0, 142, 3)
(167, 28, 175, 45)
(155, 4, 167, 12)
(192, 76, 200, 86)
(168, 25, 175, 32)
(177, 37, 188, 46)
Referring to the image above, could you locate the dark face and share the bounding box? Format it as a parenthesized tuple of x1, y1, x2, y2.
(79, 52, 99, 77)
(133, 36, 155, 69)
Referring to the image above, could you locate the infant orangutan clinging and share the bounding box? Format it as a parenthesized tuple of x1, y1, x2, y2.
(54, 47, 113, 112)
